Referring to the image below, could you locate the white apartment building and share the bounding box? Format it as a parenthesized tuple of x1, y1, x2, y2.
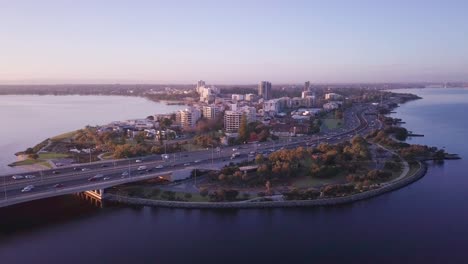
(177, 107, 201, 129)
(202, 105, 221, 120)
(224, 107, 257, 133)
(231, 94, 245, 101)
(325, 93, 343, 100)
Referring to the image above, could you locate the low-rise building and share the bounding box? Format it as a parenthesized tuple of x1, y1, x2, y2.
(323, 102, 340, 111)
(231, 94, 245, 101)
(325, 93, 343, 101)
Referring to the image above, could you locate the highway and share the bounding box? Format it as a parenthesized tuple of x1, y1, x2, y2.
(0, 104, 381, 207)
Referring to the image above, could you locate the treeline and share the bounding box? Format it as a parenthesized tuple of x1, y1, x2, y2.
(367, 129, 446, 161)
(210, 135, 372, 187)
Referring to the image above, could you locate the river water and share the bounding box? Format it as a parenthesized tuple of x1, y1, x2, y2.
(0, 95, 184, 174)
(0, 89, 467, 263)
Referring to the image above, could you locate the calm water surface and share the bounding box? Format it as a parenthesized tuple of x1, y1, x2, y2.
(0, 95, 184, 174)
(0, 89, 467, 264)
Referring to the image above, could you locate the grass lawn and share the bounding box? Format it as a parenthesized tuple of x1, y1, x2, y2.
(51, 130, 78, 141)
(322, 118, 344, 130)
(10, 159, 41, 166)
(181, 143, 206, 152)
(100, 152, 114, 160)
(38, 152, 70, 159)
(407, 161, 421, 177)
(292, 174, 346, 188)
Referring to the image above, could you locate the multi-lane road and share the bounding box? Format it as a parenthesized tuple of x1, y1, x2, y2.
(0, 104, 381, 208)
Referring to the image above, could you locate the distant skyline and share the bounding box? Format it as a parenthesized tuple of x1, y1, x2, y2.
(1, 0, 468, 84)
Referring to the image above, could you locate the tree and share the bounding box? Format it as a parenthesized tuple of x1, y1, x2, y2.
(238, 113, 249, 142)
(255, 154, 265, 165)
(134, 131, 146, 144)
(161, 118, 172, 128)
(28, 153, 39, 160)
(199, 187, 209, 197)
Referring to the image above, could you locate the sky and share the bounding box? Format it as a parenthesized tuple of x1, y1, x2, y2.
(1, 0, 468, 84)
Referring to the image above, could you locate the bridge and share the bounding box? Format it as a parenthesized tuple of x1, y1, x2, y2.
(0, 105, 380, 208)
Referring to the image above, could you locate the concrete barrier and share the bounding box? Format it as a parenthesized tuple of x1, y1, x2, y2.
(105, 162, 428, 209)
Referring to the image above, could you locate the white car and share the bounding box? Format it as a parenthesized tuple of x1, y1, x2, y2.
(82, 168, 90, 171)
(183, 163, 191, 166)
(135, 159, 142, 163)
(194, 160, 201, 163)
(12, 175, 24, 180)
(21, 185, 34, 192)
(25, 175, 36, 179)
(103, 176, 111, 181)
(121, 171, 129, 177)
(155, 165, 164, 169)
(137, 166, 147, 171)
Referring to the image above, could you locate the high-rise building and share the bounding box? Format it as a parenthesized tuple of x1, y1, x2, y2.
(304, 81, 311, 91)
(258, 81, 272, 100)
(224, 110, 243, 133)
(196, 80, 206, 91)
(202, 105, 220, 120)
(177, 107, 201, 129)
(224, 107, 257, 133)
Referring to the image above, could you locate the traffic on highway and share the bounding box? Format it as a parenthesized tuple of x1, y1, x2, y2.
(0, 104, 381, 207)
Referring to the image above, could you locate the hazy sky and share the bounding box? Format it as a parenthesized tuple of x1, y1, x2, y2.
(1, 0, 468, 84)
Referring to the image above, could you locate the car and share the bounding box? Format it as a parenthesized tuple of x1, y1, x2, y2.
(232, 148, 238, 152)
(135, 159, 142, 163)
(52, 171, 60, 174)
(21, 185, 34, 192)
(53, 183, 64, 188)
(88, 174, 104, 181)
(82, 168, 90, 172)
(146, 168, 153, 172)
(121, 171, 129, 177)
(155, 165, 164, 169)
(183, 163, 191, 166)
(100, 164, 109, 168)
(137, 166, 147, 171)
(25, 175, 36, 179)
(249, 151, 256, 154)
(194, 160, 201, 163)
(12, 175, 24, 180)
(73, 167, 80, 171)
(103, 176, 111, 181)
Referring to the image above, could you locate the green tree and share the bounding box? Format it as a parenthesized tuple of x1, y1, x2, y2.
(255, 154, 265, 165)
(238, 113, 249, 142)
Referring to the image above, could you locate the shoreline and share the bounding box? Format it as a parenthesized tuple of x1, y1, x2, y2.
(105, 94, 434, 209)
(104, 161, 427, 209)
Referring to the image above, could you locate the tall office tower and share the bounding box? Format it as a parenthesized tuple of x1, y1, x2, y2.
(258, 81, 272, 100)
(304, 81, 311, 91)
(196, 80, 206, 92)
